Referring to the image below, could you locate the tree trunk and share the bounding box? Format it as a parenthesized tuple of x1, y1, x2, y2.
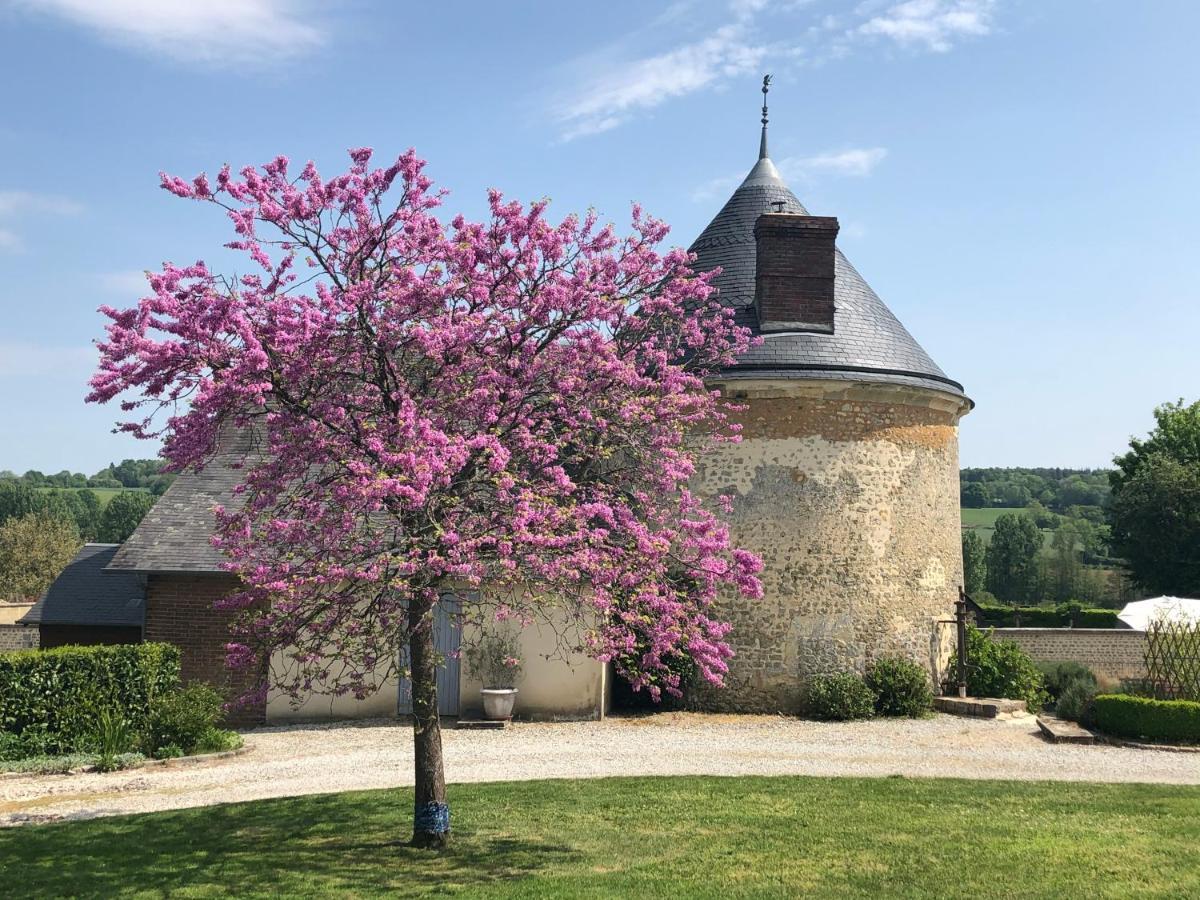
(409, 593, 449, 848)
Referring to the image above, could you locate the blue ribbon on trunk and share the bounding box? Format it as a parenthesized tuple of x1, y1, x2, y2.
(415, 801, 450, 835)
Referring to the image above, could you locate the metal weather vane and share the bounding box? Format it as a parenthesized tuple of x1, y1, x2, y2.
(759, 74, 772, 159)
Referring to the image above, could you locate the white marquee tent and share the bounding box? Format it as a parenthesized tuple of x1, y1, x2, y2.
(1117, 596, 1200, 631)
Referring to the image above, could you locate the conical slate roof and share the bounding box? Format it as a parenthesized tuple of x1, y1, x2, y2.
(689, 153, 965, 397)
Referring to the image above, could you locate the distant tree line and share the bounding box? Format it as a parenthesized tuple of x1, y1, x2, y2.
(963, 399, 1200, 606)
(0, 480, 157, 547)
(962, 512, 1130, 608)
(0, 468, 163, 601)
(960, 467, 1109, 515)
(0, 458, 175, 495)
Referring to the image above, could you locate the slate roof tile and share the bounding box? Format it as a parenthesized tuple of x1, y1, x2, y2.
(106, 427, 259, 574)
(22, 544, 145, 626)
(689, 155, 966, 397)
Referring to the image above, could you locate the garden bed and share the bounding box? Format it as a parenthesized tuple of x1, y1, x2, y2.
(0, 742, 251, 780)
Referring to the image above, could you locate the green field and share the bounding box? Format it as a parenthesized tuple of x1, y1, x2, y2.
(961, 507, 1053, 552)
(0, 776, 1195, 898)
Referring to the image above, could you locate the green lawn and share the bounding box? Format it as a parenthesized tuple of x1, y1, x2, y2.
(2, 775, 1197, 898)
(960, 507, 1021, 529)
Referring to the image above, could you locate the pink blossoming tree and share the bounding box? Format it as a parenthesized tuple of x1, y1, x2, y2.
(89, 148, 762, 847)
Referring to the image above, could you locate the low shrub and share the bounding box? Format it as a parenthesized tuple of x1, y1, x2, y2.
(1091, 694, 1200, 743)
(1035, 661, 1099, 723)
(0, 753, 95, 775)
(0, 730, 23, 761)
(1055, 680, 1097, 723)
(0, 724, 56, 760)
(806, 673, 876, 721)
(1037, 661, 1098, 702)
(0, 643, 180, 755)
(143, 683, 226, 756)
(1118, 678, 1156, 698)
(866, 658, 933, 717)
(945, 626, 1050, 712)
(196, 727, 242, 754)
(0, 752, 144, 775)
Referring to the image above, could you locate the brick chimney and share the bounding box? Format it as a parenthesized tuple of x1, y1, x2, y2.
(753, 213, 839, 333)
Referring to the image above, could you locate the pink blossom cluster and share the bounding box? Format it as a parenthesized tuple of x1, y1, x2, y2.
(89, 148, 763, 704)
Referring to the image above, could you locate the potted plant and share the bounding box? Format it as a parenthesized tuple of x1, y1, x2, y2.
(464, 629, 523, 720)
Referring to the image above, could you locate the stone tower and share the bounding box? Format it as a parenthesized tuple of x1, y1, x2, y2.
(690, 86, 972, 712)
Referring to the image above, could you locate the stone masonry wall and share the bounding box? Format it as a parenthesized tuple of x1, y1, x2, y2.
(146, 573, 265, 725)
(991, 628, 1147, 684)
(0, 624, 38, 652)
(691, 378, 970, 713)
(0, 602, 37, 652)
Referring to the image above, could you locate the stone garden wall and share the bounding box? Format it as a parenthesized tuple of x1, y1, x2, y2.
(0, 602, 38, 652)
(690, 378, 970, 713)
(0, 623, 38, 652)
(991, 627, 1147, 684)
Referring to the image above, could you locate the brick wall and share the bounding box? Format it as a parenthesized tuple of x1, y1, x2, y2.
(0, 624, 38, 652)
(145, 573, 265, 725)
(991, 628, 1147, 683)
(753, 214, 839, 333)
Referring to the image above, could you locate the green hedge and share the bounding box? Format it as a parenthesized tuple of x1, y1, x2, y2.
(975, 603, 1119, 629)
(0, 643, 180, 755)
(1091, 694, 1200, 743)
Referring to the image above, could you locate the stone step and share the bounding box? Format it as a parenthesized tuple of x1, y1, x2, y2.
(454, 718, 510, 730)
(1036, 715, 1096, 745)
(934, 696, 1028, 718)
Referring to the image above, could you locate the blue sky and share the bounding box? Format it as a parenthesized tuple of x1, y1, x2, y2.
(1, 0, 1197, 474)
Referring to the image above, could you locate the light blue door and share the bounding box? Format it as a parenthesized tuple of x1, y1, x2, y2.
(398, 594, 462, 716)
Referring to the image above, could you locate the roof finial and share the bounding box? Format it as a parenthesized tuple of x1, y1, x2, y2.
(759, 74, 772, 160)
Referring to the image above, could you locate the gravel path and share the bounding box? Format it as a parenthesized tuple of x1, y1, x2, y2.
(3, 712, 1198, 826)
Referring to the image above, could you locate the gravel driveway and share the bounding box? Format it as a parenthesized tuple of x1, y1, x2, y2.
(3, 712, 1198, 826)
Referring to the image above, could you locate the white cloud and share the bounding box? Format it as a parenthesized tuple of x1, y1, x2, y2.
(856, 0, 995, 52)
(730, 0, 770, 19)
(9, 0, 324, 66)
(555, 24, 766, 141)
(98, 270, 151, 295)
(0, 190, 84, 217)
(0, 343, 94, 378)
(779, 147, 888, 178)
(0, 190, 83, 253)
(551, 1, 1003, 140)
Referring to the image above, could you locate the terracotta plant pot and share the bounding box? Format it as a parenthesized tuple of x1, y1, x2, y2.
(480, 688, 518, 720)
